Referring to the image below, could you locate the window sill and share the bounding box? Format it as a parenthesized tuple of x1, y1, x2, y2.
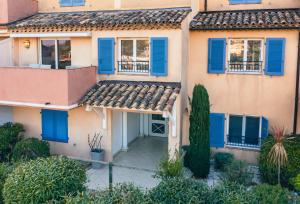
(226, 144, 261, 151)
(117, 72, 150, 76)
(42, 137, 69, 143)
(226, 71, 263, 75)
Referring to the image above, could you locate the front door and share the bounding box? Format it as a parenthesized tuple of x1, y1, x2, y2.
(150, 114, 167, 137)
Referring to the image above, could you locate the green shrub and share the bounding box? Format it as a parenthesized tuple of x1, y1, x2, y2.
(290, 173, 300, 191)
(210, 181, 256, 204)
(259, 135, 300, 188)
(251, 184, 292, 204)
(214, 152, 234, 171)
(189, 84, 210, 178)
(149, 177, 210, 203)
(11, 138, 50, 162)
(155, 150, 183, 179)
(223, 159, 252, 186)
(0, 163, 13, 204)
(0, 123, 24, 162)
(3, 156, 86, 204)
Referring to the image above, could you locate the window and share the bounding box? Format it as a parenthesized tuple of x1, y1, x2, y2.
(227, 115, 261, 148)
(118, 39, 150, 74)
(60, 0, 85, 7)
(41, 40, 71, 69)
(228, 39, 263, 73)
(229, 0, 261, 4)
(41, 109, 68, 143)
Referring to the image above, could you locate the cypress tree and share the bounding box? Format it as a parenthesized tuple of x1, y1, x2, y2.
(189, 84, 210, 178)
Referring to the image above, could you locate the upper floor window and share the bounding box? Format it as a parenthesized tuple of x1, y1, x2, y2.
(60, 0, 85, 7)
(228, 39, 263, 73)
(41, 39, 71, 69)
(229, 0, 261, 4)
(118, 39, 150, 74)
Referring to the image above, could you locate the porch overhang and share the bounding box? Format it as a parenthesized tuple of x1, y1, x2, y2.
(80, 80, 181, 114)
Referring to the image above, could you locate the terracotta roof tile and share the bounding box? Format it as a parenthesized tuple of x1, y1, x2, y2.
(80, 80, 181, 113)
(9, 7, 191, 31)
(190, 8, 300, 30)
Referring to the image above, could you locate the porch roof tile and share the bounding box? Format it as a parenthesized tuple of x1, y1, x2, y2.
(80, 80, 181, 113)
(190, 8, 300, 30)
(9, 7, 191, 31)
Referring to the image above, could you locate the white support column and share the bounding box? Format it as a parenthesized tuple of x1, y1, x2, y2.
(102, 108, 107, 130)
(122, 112, 128, 151)
(171, 105, 177, 137)
(139, 114, 144, 137)
(144, 114, 149, 137)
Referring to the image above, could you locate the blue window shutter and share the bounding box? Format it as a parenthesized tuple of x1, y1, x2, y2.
(41, 110, 55, 141)
(210, 113, 225, 148)
(208, 38, 226, 74)
(265, 38, 286, 76)
(72, 0, 85, 6)
(261, 117, 269, 140)
(150, 37, 168, 76)
(98, 38, 115, 74)
(60, 0, 72, 6)
(54, 111, 68, 143)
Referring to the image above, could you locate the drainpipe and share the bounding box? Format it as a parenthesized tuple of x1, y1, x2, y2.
(204, 0, 208, 11)
(293, 32, 300, 135)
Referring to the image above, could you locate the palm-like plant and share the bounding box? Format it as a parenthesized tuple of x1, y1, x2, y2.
(268, 127, 288, 185)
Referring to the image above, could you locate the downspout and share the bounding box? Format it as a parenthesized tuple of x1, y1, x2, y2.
(293, 32, 300, 135)
(204, 0, 208, 11)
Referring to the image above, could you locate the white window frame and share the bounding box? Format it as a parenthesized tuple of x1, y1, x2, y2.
(118, 38, 150, 74)
(227, 38, 264, 74)
(226, 114, 262, 149)
(39, 38, 71, 69)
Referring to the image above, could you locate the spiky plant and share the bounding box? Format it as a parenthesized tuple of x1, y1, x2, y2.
(268, 127, 288, 185)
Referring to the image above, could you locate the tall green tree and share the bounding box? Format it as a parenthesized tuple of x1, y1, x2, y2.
(189, 84, 210, 178)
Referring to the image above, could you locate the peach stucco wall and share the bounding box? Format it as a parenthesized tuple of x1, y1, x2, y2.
(186, 30, 299, 163)
(0, 0, 37, 24)
(12, 106, 114, 161)
(37, 0, 190, 12)
(0, 67, 96, 106)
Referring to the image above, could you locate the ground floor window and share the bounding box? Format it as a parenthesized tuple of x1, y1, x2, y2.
(41, 109, 68, 143)
(227, 114, 261, 148)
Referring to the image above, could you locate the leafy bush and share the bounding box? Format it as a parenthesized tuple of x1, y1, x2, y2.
(214, 152, 234, 171)
(290, 173, 300, 191)
(259, 135, 300, 188)
(149, 177, 210, 203)
(11, 138, 50, 162)
(0, 164, 13, 204)
(189, 84, 210, 178)
(0, 123, 24, 161)
(210, 181, 256, 204)
(3, 156, 86, 204)
(223, 159, 252, 186)
(155, 150, 183, 179)
(251, 184, 292, 204)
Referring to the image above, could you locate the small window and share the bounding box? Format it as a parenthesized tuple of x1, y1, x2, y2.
(227, 114, 261, 148)
(41, 109, 68, 143)
(60, 0, 85, 7)
(41, 40, 71, 69)
(118, 39, 150, 74)
(228, 39, 263, 73)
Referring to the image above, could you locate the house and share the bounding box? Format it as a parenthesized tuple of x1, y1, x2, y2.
(0, 0, 191, 164)
(0, 0, 299, 165)
(188, 0, 300, 163)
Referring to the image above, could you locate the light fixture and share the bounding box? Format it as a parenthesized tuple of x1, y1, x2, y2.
(23, 40, 30, 49)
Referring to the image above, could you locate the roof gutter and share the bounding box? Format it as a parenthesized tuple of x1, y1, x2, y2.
(293, 32, 300, 135)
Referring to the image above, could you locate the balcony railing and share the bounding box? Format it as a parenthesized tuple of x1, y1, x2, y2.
(118, 61, 149, 74)
(227, 61, 263, 73)
(227, 135, 261, 148)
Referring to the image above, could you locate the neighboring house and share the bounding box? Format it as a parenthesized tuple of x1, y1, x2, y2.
(0, 0, 191, 162)
(188, 0, 300, 163)
(0, 0, 299, 164)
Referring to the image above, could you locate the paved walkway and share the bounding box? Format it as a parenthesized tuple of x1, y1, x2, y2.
(86, 137, 167, 190)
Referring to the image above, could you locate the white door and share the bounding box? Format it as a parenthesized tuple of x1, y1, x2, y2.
(150, 114, 167, 137)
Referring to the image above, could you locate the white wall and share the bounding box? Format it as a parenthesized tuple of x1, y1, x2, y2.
(0, 106, 13, 125)
(0, 38, 12, 66)
(127, 112, 140, 144)
(112, 111, 123, 155)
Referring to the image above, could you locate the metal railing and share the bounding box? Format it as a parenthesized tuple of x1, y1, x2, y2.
(227, 135, 261, 148)
(227, 61, 263, 73)
(118, 61, 149, 74)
